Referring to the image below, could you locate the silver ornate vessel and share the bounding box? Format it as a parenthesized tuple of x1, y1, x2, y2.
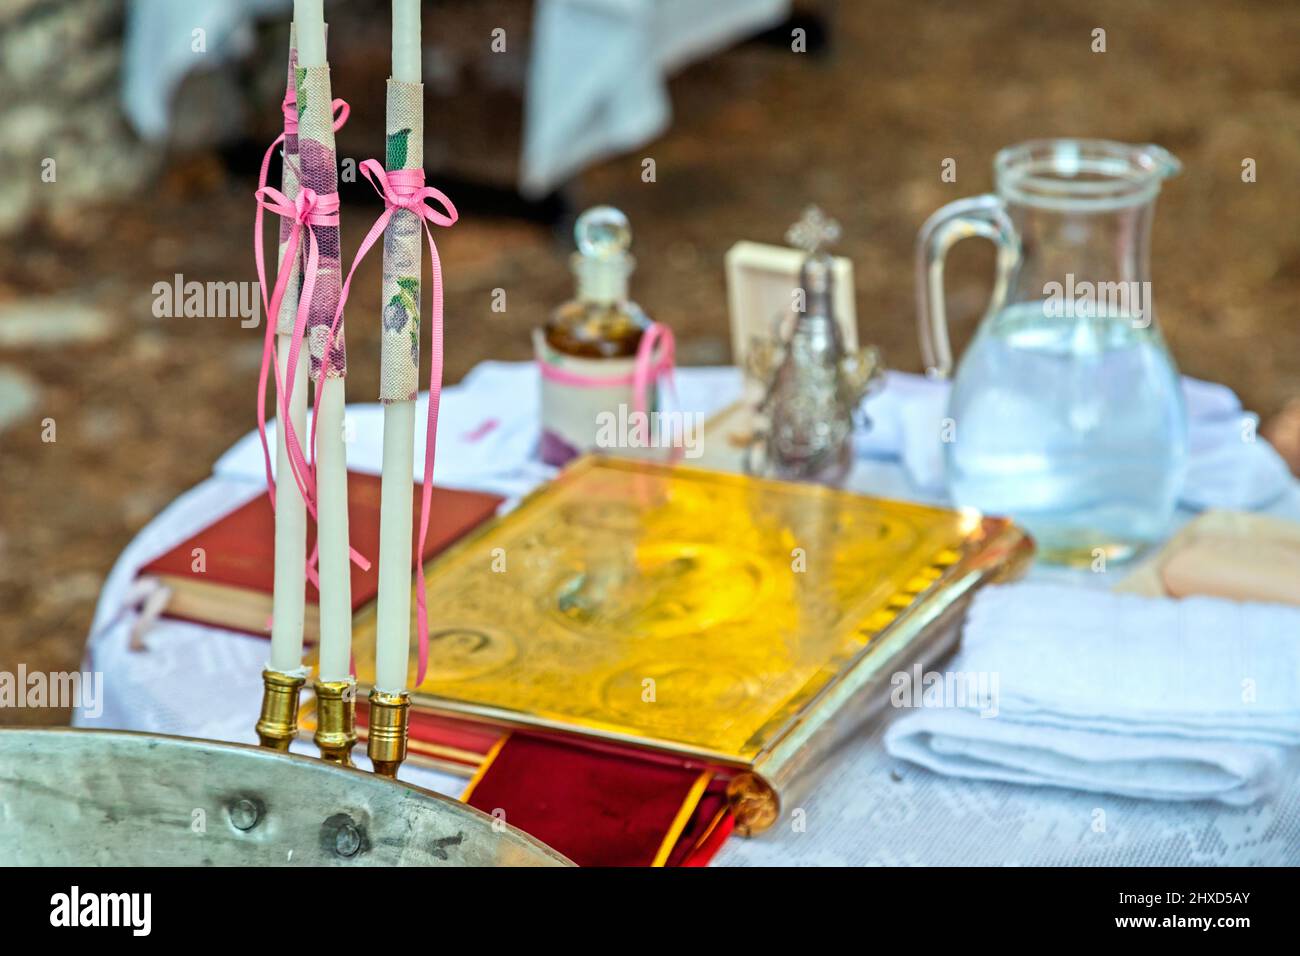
(747, 207, 881, 485)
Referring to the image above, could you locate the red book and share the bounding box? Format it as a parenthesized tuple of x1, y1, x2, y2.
(138, 472, 503, 640)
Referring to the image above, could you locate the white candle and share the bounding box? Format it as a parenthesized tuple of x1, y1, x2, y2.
(314, 381, 353, 681)
(374, 0, 423, 693)
(375, 403, 416, 692)
(294, 0, 353, 682)
(392, 0, 421, 82)
(268, 24, 310, 676)
(269, 344, 309, 674)
(294, 0, 325, 67)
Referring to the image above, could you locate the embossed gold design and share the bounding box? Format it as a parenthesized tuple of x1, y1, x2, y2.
(347, 458, 1027, 767)
(423, 626, 518, 682)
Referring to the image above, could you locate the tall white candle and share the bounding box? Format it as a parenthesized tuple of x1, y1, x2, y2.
(294, 0, 353, 683)
(268, 23, 311, 676)
(374, 0, 423, 694)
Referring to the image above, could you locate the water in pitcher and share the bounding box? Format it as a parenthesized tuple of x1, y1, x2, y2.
(946, 301, 1186, 564)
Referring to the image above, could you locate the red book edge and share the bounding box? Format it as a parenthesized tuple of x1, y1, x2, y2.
(137, 471, 503, 637)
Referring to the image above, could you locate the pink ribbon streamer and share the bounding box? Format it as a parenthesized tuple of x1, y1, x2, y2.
(282, 95, 301, 135)
(538, 321, 678, 444)
(253, 97, 371, 592)
(321, 159, 457, 686)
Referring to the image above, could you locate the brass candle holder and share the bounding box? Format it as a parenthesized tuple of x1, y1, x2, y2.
(255, 668, 306, 751)
(366, 688, 411, 778)
(313, 678, 358, 766)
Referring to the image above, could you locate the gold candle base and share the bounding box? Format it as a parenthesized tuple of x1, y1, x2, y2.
(313, 678, 358, 767)
(366, 689, 410, 778)
(255, 668, 306, 751)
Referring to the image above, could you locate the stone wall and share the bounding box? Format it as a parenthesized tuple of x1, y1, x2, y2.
(0, 0, 160, 236)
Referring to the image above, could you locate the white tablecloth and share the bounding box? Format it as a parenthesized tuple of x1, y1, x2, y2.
(75, 364, 1300, 865)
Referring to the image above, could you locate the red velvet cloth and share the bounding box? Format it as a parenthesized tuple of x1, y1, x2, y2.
(464, 732, 731, 867)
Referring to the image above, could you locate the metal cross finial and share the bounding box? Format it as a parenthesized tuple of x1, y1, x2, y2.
(785, 205, 840, 254)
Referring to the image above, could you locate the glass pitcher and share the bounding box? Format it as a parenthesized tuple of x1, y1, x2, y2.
(916, 139, 1187, 564)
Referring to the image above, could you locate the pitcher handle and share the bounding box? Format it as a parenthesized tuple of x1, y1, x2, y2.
(915, 194, 1019, 379)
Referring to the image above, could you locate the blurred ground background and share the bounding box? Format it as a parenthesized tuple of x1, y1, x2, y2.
(2, 0, 1299, 723)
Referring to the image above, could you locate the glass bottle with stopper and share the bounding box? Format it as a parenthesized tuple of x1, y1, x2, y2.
(536, 206, 655, 467)
(746, 206, 881, 486)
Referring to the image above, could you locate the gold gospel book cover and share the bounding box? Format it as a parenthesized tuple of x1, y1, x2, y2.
(342, 456, 1033, 831)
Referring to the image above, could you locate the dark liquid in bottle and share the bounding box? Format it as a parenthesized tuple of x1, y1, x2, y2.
(544, 300, 648, 358)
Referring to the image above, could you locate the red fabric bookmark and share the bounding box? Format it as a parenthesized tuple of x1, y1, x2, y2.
(462, 732, 732, 867)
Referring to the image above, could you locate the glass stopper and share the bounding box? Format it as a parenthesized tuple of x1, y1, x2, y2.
(575, 206, 632, 259)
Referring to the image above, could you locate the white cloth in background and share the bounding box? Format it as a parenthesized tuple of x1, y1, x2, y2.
(123, 0, 788, 193)
(521, 0, 789, 195)
(856, 371, 1293, 511)
(122, 0, 289, 140)
(75, 364, 1300, 864)
(884, 583, 1300, 806)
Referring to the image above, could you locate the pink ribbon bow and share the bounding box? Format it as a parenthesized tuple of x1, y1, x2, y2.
(253, 98, 370, 590)
(320, 158, 458, 685)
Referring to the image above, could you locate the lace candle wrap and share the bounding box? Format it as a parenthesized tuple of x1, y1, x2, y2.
(296, 64, 346, 381)
(275, 34, 302, 337)
(379, 79, 424, 403)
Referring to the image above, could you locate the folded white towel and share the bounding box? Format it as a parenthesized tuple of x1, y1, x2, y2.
(884, 583, 1300, 805)
(858, 372, 1292, 511)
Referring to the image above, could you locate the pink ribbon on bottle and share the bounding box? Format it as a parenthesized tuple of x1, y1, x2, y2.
(317, 158, 457, 685)
(538, 321, 678, 445)
(253, 96, 370, 587)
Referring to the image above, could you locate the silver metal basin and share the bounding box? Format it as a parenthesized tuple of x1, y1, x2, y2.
(0, 728, 571, 866)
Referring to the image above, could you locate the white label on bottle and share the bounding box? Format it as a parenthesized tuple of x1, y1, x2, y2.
(534, 329, 654, 466)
